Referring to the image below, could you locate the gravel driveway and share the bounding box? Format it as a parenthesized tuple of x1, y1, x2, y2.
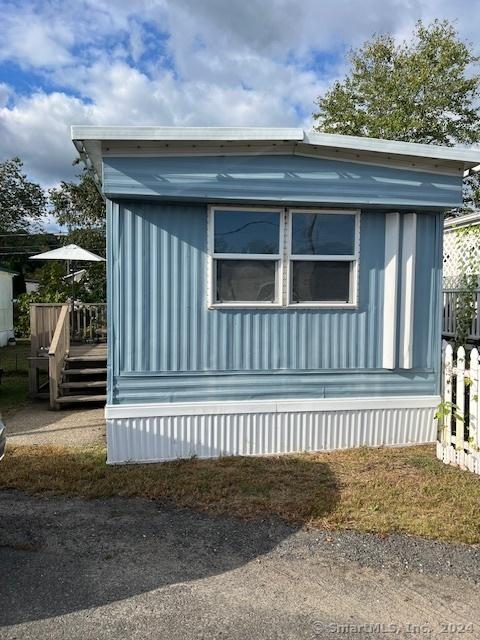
(1, 490, 479, 639)
(5, 403, 105, 447)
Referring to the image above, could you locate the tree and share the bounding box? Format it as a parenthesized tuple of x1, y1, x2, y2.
(49, 170, 106, 255)
(463, 172, 480, 213)
(49, 171, 106, 302)
(0, 157, 46, 233)
(314, 20, 480, 147)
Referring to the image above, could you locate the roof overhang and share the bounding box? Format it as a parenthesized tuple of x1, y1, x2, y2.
(444, 210, 480, 230)
(71, 125, 480, 188)
(0, 267, 19, 276)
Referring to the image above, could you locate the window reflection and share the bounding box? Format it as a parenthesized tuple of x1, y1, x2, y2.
(214, 210, 280, 254)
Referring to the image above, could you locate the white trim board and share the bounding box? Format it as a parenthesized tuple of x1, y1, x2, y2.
(105, 395, 440, 419)
(399, 213, 417, 369)
(382, 213, 400, 369)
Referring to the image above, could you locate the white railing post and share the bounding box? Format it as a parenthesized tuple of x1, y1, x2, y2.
(456, 346, 466, 451)
(443, 342, 453, 445)
(469, 348, 479, 452)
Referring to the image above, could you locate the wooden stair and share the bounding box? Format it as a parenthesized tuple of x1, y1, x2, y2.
(57, 344, 107, 406)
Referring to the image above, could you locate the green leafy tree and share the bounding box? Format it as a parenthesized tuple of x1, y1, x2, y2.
(49, 171, 106, 302)
(463, 172, 480, 213)
(0, 157, 46, 233)
(314, 19, 480, 346)
(314, 20, 480, 147)
(0, 157, 51, 294)
(50, 171, 106, 253)
(14, 263, 73, 337)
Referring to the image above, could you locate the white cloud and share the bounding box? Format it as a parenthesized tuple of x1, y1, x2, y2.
(0, 59, 329, 186)
(0, 4, 74, 67)
(0, 91, 88, 187)
(0, 0, 477, 187)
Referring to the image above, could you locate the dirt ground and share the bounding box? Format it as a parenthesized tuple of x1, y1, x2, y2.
(5, 401, 105, 447)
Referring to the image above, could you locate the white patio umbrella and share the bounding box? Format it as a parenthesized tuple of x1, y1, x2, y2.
(30, 243, 105, 270)
(30, 243, 106, 307)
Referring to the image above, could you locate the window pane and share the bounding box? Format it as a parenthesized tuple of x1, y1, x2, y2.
(292, 213, 355, 255)
(216, 260, 276, 302)
(291, 261, 351, 303)
(214, 210, 280, 254)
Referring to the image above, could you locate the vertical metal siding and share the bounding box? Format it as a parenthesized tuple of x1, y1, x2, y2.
(107, 200, 443, 405)
(111, 201, 387, 375)
(413, 213, 442, 371)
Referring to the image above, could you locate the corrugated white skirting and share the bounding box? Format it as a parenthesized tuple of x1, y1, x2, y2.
(106, 397, 438, 464)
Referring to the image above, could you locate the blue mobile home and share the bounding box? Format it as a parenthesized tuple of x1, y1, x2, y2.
(72, 126, 480, 463)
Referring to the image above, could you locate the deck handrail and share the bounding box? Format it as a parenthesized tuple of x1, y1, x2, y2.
(30, 303, 64, 355)
(48, 304, 70, 409)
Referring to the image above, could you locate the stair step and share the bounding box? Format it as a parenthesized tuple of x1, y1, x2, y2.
(63, 367, 108, 376)
(57, 394, 106, 404)
(61, 380, 106, 389)
(66, 356, 107, 362)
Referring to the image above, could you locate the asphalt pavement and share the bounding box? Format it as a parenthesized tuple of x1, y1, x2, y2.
(1, 490, 479, 639)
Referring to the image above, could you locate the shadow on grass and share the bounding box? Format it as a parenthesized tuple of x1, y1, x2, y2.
(0, 446, 339, 626)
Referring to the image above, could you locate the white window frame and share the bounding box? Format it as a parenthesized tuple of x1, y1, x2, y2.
(207, 205, 360, 309)
(287, 208, 360, 308)
(207, 205, 284, 308)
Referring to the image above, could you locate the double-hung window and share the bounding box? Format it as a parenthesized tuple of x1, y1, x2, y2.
(289, 210, 358, 305)
(210, 207, 282, 305)
(208, 206, 359, 307)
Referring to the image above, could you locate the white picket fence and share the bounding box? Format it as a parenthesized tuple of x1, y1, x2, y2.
(437, 341, 480, 474)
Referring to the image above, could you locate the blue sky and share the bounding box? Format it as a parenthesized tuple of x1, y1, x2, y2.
(0, 0, 476, 189)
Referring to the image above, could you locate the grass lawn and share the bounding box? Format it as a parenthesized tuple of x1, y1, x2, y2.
(0, 341, 30, 416)
(1, 443, 480, 544)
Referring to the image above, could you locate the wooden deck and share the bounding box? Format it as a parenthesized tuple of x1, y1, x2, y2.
(68, 343, 108, 360)
(29, 302, 108, 408)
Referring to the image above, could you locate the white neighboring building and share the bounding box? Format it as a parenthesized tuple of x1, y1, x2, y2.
(0, 267, 17, 347)
(444, 211, 480, 288)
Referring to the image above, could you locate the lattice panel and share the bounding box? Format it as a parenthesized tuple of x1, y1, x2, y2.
(443, 227, 480, 288)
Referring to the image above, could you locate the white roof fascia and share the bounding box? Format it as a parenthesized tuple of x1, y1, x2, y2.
(444, 211, 480, 230)
(71, 126, 304, 142)
(304, 131, 480, 167)
(71, 126, 480, 181)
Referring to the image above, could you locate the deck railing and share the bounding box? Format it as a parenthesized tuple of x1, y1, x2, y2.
(71, 303, 107, 342)
(29, 301, 107, 404)
(48, 304, 70, 409)
(30, 302, 107, 348)
(442, 288, 480, 342)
